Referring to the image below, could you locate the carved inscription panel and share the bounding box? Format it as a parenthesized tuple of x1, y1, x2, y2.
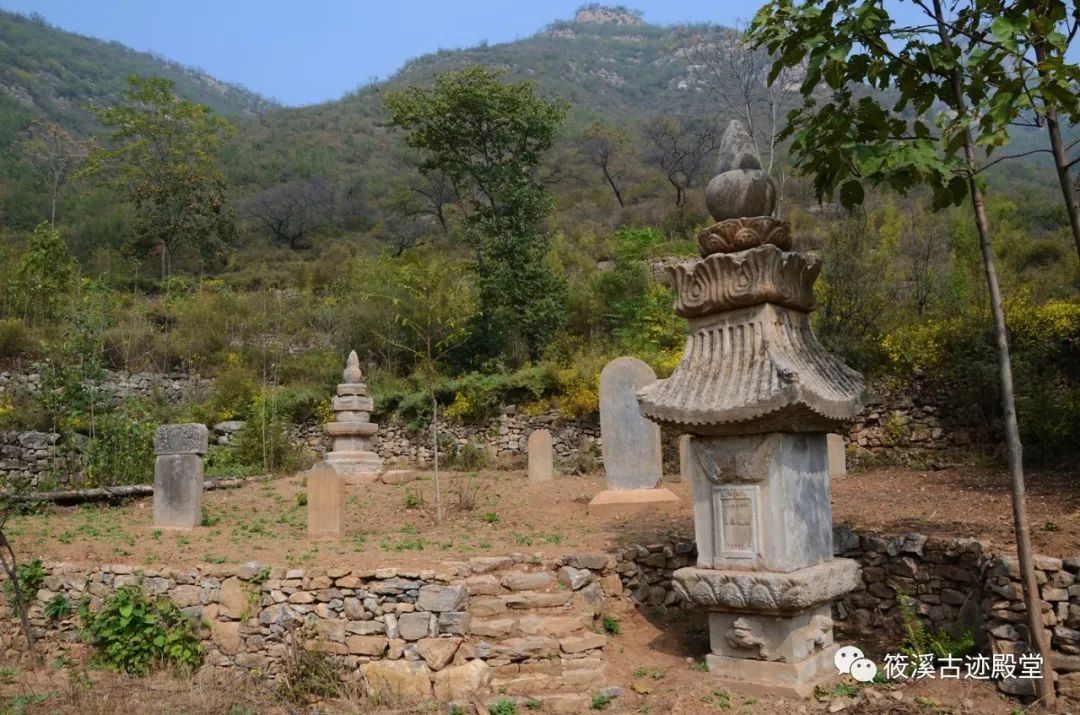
(711, 484, 759, 562)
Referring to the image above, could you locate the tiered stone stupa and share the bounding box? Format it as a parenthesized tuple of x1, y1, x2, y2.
(638, 121, 866, 697)
(323, 351, 382, 484)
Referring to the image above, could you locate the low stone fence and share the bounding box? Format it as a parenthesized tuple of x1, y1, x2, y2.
(0, 431, 68, 486)
(2, 529, 1078, 701)
(0, 369, 212, 405)
(0, 553, 621, 711)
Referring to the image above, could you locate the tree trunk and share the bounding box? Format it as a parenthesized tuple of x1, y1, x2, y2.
(930, 1, 1055, 705)
(1033, 41, 1080, 265)
(0, 538, 36, 655)
(431, 392, 443, 523)
(602, 166, 625, 207)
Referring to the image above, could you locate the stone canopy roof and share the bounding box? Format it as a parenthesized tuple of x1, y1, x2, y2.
(636, 120, 865, 435)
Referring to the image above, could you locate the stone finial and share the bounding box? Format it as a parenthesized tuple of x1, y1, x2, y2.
(154, 423, 209, 456)
(343, 350, 362, 383)
(714, 120, 761, 173)
(705, 120, 778, 225)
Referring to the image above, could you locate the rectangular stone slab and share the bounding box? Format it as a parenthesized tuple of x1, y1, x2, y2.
(527, 429, 553, 482)
(308, 464, 345, 536)
(586, 487, 679, 517)
(827, 433, 846, 478)
(704, 644, 841, 699)
(153, 453, 203, 528)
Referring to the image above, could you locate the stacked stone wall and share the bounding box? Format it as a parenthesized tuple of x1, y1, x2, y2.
(3, 530, 1079, 700)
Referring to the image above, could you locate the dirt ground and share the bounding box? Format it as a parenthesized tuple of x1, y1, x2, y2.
(6, 463, 1080, 569)
(2, 462, 1077, 713)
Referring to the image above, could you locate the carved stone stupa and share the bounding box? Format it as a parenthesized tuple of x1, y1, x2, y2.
(323, 351, 382, 484)
(638, 121, 866, 697)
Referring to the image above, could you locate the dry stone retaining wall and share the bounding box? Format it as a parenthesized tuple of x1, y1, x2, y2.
(3, 530, 1079, 700)
(0, 554, 621, 711)
(0, 369, 211, 404)
(613, 528, 1080, 696)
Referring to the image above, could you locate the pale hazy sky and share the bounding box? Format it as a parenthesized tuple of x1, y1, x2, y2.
(1, 1, 760, 106)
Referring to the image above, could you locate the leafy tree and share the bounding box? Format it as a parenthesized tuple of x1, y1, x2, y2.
(383, 66, 569, 361)
(750, 0, 1058, 701)
(955, 1, 1080, 263)
(360, 249, 478, 522)
(85, 76, 237, 278)
(17, 221, 76, 325)
(19, 119, 88, 225)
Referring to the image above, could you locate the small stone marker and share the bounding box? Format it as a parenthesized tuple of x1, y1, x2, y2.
(827, 433, 847, 479)
(527, 429, 553, 482)
(589, 357, 678, 515)
(307, 463, 345, 536)
(676, 434, 691, 483)
(153, 423, 208, 529)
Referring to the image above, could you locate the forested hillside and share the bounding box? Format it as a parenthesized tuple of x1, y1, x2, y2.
(0, 3, 1077, 485)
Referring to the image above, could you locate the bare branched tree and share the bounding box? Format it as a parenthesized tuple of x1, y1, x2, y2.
(19, 119, 88, 225)
(685, 22, 800, 206)
(578, 121, 631, 207)
(641, 115, 720, 206)
(244, 178, 337, 249)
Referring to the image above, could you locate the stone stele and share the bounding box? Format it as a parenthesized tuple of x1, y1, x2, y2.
(307, 462, 345, 536)
(323, 350, 383, 484)
(589, 356, 678, 516)
(153, 423, 208, 529)
(527, 429, 553, 482)
(827, 433, 846, 479)
(639, 119, 866, 698)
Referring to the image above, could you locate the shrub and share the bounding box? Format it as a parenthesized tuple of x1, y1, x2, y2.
(81, 584, 204, 675)
(44, 593, 72, 621)
(896, 592, 974, 665)
(231, 390, 308, 475)
(3, 557, 45, 610)
(0, 319, 35, 359)
(444, 440, 490, 470)
(83, 406, 156, 487)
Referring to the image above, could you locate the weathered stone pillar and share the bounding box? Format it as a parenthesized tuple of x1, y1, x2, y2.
(527, 429, 553, 482)
(324, 350, 383, 485)
(307, 462, 345, 536)
(153, 423, 208, 529)
(638, 120, 866, 697)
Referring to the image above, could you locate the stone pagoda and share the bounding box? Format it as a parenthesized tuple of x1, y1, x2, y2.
(323, 350, 382, 484)
(638, 121, 866, 697)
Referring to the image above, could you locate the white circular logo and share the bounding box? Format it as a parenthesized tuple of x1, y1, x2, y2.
(833, 645, 864, 675)
(850, 657, 878, 683)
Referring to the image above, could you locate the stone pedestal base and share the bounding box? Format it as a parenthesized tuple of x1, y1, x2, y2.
(674, 560, 860, 699)
(705, 645, 840, 699)
(153, 454, 203, 529)
(324, 450, 382, 484)
(587, 488, 679, 516)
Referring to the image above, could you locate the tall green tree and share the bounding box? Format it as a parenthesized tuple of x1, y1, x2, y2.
(749, 0, 1059, 703)
(383, 66, 569, 362)
(360, 249, 478, 522)
(18, 221, 76, 325)
(85, 76, 237, 278)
